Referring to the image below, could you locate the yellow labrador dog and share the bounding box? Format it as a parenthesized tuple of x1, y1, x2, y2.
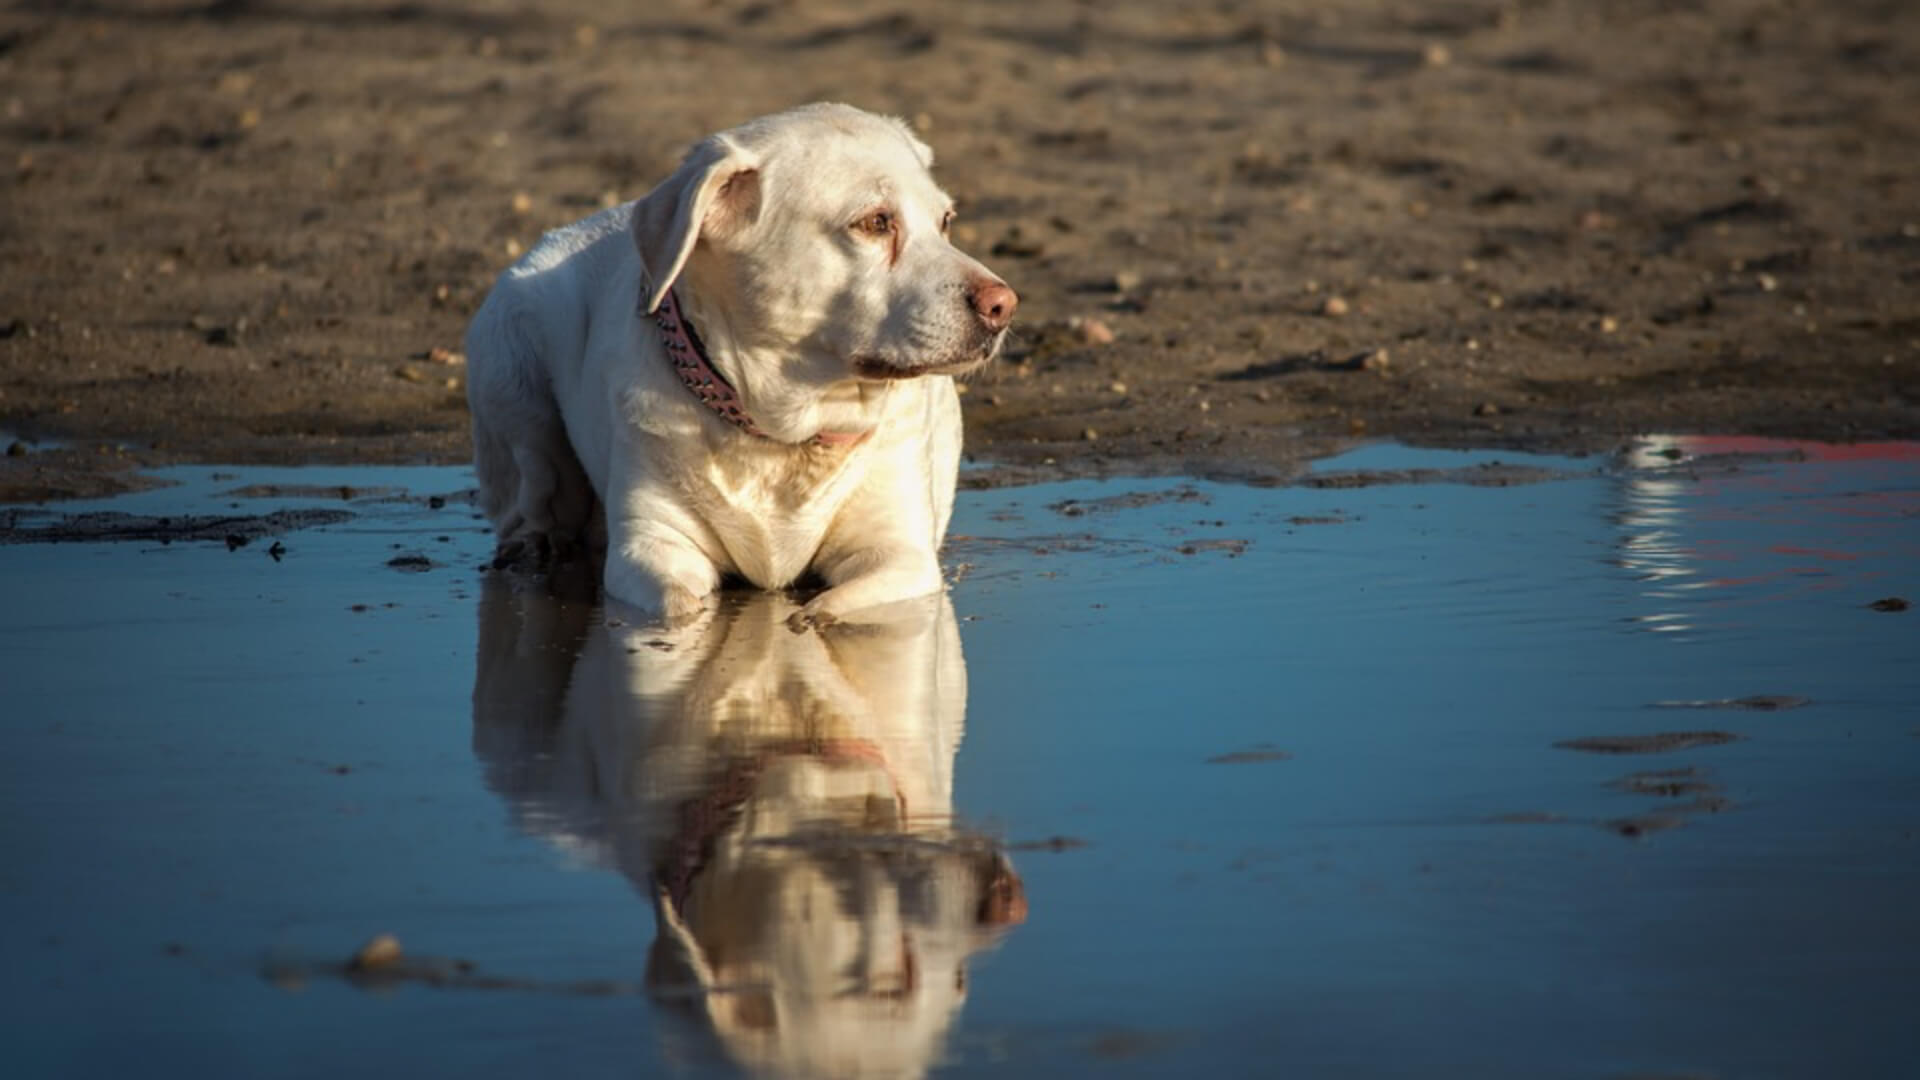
(466, 104, 1017, 626)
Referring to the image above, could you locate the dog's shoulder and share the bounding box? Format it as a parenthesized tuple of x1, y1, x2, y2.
(504, 202, 639, 284)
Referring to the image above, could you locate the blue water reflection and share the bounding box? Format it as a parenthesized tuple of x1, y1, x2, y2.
(1, 440, 1916, 1078)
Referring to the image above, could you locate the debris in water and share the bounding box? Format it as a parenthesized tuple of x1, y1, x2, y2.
(1648, 695, 1808, 711)
(1553, 732, 1743, 754)
(1205, 747, 1291, 764)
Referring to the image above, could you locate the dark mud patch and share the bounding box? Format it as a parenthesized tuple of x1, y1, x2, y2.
(1554, 732, 1743, 754)
(1205, 746, 1292, 765)
(1301, 462, 1578, 490)
(1176, 538, 1249, 557)
(222, 483, 405, 501)
(1648, 695, 1809, 711)
(0, 507, 354, 545)
(1607, 797, 1733, 838)
(1008, 835, 1090, 853)
(1609, 768, 1722, 799)
(1048, 485, 1209, 517)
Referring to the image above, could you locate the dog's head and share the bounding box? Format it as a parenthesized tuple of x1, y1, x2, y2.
(633, 103, 1017, 384)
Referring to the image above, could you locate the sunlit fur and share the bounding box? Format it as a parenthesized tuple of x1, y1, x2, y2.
(466, 104, 1017, 624)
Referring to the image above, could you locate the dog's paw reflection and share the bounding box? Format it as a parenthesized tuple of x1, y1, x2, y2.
(473, 584, 1019, 1077)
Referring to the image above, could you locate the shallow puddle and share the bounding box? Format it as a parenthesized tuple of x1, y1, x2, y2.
(4, 438, 1917, 1077)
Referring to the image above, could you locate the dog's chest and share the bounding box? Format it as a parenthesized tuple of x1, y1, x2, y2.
(689, 450, 859, 587)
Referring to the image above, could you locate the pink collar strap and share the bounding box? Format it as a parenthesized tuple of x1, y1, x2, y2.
(649, 287, 867, 448)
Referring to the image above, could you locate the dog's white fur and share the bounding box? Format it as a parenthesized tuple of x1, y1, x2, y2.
(466, 104, 1015, 624)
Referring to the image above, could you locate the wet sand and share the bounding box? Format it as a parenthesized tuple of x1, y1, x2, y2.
(3, 0, 1918, 500)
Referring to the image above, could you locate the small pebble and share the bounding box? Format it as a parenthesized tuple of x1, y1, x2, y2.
(1475, 402, 1501, 417)
(1081, 427, 1099, 441)
(349, 934, 404, 972)
(1423, 43, 1452, 67)
(510, 191, 533, 214)
(504, 238, 523, 257)
(1073, 317, 1116, 346)
(1320, 296, 1350, 317)
(1598, 316, 1619, 334)
(429, 346, 465, 366)
(1112, 270, 1143, 293)
(394, 366, 424, 383)
(1757, 273, 1778, 292)
(1108, 380, 1128, 394)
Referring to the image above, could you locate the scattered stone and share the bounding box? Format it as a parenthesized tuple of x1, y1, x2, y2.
(1112, 269, 1143, 293)
(1868, 596, 1909, 612)
(1475, 402, 1501, 417)
(348, 934, 403, 972)
(386, 553, 433, 572)
(510, 191, 532, 214)
(1072, 316, 1116, 346)
(1554, 732, 1743, 754)
(5, 440, 25, 457)
(428, 346, 464, 366)
(1320, 295, 1350, 317)
(1335, 348, 1389, 372)
(393, 366, 425, 383)
(1423, 42, 1453, 67)
(1081, 427, 1099, 441)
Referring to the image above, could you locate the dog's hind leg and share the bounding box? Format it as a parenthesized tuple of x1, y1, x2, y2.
(468, 308, 595, 572)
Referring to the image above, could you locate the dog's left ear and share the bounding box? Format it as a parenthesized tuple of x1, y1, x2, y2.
(633, 134, 763, 314)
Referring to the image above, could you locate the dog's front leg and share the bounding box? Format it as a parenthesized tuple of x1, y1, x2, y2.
(603, 529, 719, 621)
(602, 481, 721, 621)
(792, 543, 943, 631)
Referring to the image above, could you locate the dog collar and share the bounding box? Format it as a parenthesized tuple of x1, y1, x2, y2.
(649, 287, 867, 448)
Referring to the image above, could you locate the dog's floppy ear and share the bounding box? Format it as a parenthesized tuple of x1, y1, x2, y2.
(633, 134, 762, 314)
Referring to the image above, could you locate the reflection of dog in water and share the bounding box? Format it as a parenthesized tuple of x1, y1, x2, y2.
(473, 581, 1024, 1078)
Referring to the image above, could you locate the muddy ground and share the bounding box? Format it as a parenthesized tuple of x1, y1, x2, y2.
(2, 0, 1917, 500)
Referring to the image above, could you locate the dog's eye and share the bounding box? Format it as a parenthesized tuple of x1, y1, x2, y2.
(856, 210, 894, 237)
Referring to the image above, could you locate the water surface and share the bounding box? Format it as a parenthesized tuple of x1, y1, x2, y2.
(3, 439, 1916, 1078)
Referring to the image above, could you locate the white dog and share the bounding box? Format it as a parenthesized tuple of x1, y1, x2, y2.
(466, 103, 1017, 626)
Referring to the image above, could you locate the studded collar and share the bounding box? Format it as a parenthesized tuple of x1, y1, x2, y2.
(648, 287, 867, 448)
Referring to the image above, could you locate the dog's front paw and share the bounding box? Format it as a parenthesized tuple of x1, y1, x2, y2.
(786, 606, 839, 635)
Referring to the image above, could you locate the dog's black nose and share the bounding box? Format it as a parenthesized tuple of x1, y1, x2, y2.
(968, 279, 1018, 333)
